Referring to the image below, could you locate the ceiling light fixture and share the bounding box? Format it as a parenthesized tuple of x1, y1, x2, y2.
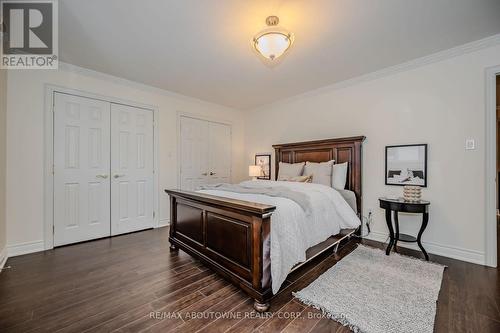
(253, 16, 294, 61)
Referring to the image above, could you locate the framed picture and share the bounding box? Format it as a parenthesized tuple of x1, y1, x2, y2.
(385, 144, 427, 187)
(255, 154, 271, 180)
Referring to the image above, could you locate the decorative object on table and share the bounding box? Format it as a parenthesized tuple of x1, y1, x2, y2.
(255, 154, 271, 180)
(385, 144, 427, 187)
(248, 165, 262, 180)
(379, 197, 430, 260)
(403, 185, 422, 202)
(293, 244, 445, 333)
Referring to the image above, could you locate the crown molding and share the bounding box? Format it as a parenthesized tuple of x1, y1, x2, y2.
(58, 62, 239, 112)
(59, 33, 500, 112)
(249, 33, 500, 111)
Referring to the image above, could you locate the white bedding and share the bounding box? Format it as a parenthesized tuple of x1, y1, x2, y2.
(198, 180, 361, 294)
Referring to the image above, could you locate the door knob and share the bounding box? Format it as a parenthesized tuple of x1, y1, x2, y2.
(201, 172, 208, 176)
(113, 174, 125, 179)
(96, 174, 109, 179)
(209, 171, 216, 176)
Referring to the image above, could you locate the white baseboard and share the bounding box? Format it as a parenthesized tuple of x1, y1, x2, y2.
(0, 246, 7, 271)
(364, 231, 485, 265)
(7, 240, 45, 257)
(157, 219, 170, 228)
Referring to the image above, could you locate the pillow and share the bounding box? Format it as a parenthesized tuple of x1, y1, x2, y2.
(304, 160, 334, 186)
(277, 162, 305, 180)
(336, 189, 357, 212)
(282, 175, 313, 183)
(332, 162, 348, 190)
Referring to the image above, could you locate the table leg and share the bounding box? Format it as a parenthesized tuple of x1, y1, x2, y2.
(385, 209, 395, 255)
(417, 212, 429, 261)
(394, 211, 399, 252)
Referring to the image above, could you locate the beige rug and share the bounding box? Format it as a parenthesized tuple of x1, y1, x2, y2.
(293, 244, 445, 333)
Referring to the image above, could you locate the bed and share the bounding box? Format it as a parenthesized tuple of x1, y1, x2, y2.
(165, 136, 365, 312)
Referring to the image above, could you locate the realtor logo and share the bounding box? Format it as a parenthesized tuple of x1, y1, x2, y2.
(1, 0, 58, 69)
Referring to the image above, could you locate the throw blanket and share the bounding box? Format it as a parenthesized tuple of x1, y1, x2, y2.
(197, 183, 313, 215)
(198, 180, 361, 294)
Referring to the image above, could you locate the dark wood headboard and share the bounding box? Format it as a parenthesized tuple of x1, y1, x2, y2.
(272, 136, 366, 216)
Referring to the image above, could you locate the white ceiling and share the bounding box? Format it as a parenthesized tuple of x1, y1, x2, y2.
(60, 0, 500, 109)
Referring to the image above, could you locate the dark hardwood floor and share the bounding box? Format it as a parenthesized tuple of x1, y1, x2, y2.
(0, 227, 499, 332)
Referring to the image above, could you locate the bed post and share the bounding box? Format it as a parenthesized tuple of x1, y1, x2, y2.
(354, 139, 364, 236)
(169, 195, 179, 251)
(251, 213, 271, 312)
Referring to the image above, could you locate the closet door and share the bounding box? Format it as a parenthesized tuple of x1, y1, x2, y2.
(180, 116, 209, 190)
(111, 104, 154, 235)
(208, 122, 231, 184)
(53, 93, 111, 246)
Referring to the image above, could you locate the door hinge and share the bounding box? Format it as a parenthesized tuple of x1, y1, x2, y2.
(52, 225, 55, 234)
(153, 211, 156, 218)
(52, 164, 55, 175)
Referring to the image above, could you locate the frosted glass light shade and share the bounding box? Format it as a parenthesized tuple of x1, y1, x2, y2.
(253, 31, 292, 60)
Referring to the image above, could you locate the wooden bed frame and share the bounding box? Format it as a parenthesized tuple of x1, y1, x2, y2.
(165, 136, 365, 312)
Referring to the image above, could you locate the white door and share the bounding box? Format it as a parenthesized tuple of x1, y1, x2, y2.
(111, 104, 154, 235)
(180, 116, 209, 190)
(54, 93, 111, 246)
(207, 122, 231, 184)
(179, 116, 231, 190)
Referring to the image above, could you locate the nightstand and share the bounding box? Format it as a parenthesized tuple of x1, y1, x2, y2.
(379, 197, 431, 260)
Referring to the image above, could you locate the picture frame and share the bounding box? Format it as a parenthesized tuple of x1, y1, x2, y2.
(255, 154, 271, 180)
(385, 144, 427, 187)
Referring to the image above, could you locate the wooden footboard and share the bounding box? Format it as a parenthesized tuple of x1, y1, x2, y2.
(165, 189, 276, 311)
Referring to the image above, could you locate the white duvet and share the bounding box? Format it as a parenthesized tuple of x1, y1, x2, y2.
(198, 180, 361, 294)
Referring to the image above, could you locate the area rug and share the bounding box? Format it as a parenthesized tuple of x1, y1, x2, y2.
(293, 244, 445, 333)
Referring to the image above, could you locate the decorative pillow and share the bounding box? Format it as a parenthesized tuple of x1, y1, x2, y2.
(332, 162, 348, 190)
(282, 175, 313, 183)
(304, 160, 335, 186)
(277, 162, 305, 180)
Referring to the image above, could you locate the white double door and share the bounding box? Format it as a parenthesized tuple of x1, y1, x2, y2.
(54, 93, 154, 246)
(180, 116, 231, 191)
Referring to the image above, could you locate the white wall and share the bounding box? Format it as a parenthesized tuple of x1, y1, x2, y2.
(244, 44, 500, 265)
(5, 65, 246, 253)
(0, 69, 7, 267)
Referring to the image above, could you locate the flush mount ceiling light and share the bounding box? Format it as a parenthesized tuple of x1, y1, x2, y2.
(253, 16, 294, 61)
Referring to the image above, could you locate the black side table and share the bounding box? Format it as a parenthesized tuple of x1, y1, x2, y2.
(379, 197, 430, 260)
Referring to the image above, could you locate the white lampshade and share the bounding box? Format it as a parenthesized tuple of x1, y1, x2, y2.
(249, 165, 262, 177)
(254, 31, 292, 60)
(253, 16, 293, 61)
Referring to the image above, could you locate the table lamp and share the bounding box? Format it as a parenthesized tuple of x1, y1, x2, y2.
(249, 165, 262, 180)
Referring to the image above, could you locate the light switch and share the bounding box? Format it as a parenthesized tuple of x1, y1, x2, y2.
(465, 139, 475, 150)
